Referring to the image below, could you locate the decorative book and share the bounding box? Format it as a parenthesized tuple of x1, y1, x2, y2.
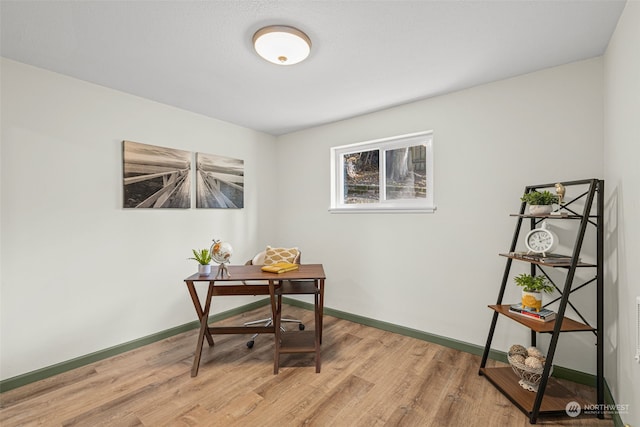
(509, 303, 556, 322)
(508, 252, 578, 264)
(261, 262, 299, 274)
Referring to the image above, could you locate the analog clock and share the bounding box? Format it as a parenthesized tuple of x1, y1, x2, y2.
(525, 222, 558, 256)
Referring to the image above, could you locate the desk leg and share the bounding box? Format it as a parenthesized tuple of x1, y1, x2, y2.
(269, 280, 281, 375)
(186, 280, 214, 347)
(318, 278, 325, 344)
(315, 290, 321, 373)
(191, 283, 215, 377)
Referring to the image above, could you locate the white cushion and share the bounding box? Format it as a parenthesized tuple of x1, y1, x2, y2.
(252, 251, 266, 266)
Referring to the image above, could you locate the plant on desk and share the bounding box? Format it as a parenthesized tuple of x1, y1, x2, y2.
(514, 273, 554, 312)
(189, 249, 212, 275)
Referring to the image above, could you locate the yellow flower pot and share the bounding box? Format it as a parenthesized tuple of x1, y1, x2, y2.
(522, 291, 542, 312)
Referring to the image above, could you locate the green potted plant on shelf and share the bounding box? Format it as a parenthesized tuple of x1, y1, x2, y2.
(514, 273, 554, 312)
(189, 249, 212, 275)
(520, 190, 559, 215)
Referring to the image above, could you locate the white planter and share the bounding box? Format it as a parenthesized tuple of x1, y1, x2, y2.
(528, 205, 553, 215)
(521, 291, 542, 312)
(198, 264, 212, 276)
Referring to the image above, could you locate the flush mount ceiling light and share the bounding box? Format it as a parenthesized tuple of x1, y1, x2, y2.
(252, 25, 311, 65)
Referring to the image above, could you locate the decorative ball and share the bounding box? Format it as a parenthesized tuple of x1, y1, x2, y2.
(527, 347, 544, 359)
(525, 356, 543, 369)
(511, 354, 526, 365)
(509, 344, 528, 357)
(210, 240, 233, 264)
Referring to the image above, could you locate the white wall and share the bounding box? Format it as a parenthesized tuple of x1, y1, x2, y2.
(604, 2, 640, 425)
(276, 58, 604, 374)
(0, 59, 278, 380)
(2, 48, 628, 415)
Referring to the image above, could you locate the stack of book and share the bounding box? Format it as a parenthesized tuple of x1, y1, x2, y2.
(261, 262, 299, 274)
(509, 303, 556, 322)
(508, 252, 577, 264)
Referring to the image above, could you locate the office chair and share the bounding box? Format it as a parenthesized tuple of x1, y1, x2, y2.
(243, 247, 305, 349)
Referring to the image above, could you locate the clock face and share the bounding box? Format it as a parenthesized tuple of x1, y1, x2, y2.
(527, 230, 553, 252)
(525, 222, 559, 255)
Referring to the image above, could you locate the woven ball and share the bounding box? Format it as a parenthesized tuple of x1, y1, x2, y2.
(527, 347, 544, 359)
(511, 354, 526, 364)
(525, 356, 543, 369)
(508, 344, 528, 357)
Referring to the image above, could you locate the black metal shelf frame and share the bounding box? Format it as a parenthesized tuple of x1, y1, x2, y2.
(479, 178, 604, 424)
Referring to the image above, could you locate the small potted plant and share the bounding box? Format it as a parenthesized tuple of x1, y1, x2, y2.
(520, 190, 559, 215)
(514, 273, 554, 312)
(189, 249, 212, 275)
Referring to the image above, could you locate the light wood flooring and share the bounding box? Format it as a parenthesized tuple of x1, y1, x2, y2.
(0, 305, 613, 426)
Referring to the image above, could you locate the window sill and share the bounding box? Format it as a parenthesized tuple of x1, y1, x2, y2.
(328, 206, 437, 214)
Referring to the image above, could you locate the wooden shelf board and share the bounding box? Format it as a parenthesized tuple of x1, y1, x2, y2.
(277, 281, 319, 295)
(510, 213, 578, 219)
(499, 253, 596, 268)
(479, 367, 593, 415)
(489, 305, 595, 333)
(510, 213, 599, 219)
(279, 330, 317, 353)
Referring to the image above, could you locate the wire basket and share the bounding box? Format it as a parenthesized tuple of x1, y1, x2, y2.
(507, 354, 550, 392)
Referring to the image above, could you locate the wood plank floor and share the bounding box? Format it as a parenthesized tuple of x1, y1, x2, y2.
(0, 305, 613, 426)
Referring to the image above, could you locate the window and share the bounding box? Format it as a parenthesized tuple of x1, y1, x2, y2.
(330, 131, 434, 213)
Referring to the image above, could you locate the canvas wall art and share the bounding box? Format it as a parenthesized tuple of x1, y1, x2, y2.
(196, 152, 244, 208)
(122, 140, 191, 208)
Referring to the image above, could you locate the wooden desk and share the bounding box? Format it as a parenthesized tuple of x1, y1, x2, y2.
(184, 264, 326, 377)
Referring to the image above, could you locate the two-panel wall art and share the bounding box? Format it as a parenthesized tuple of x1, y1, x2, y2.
(122, 140, 244, 209)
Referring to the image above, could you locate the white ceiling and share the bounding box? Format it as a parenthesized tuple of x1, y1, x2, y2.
(0, 0, 626, 136)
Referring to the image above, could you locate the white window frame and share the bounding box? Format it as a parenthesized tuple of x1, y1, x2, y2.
(329, 131, 435, 213)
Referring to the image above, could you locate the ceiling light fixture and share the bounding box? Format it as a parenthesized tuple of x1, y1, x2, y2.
(252, 25, 311, 66)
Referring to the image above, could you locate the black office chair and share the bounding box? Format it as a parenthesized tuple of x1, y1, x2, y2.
(243, 247, 305, 349)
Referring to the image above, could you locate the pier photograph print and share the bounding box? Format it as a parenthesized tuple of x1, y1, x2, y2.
(195, 152, 244, 208)
(122, 140, 191, 208)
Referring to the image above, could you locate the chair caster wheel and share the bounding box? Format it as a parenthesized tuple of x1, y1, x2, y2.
(299, 324, 305, 331)
(247, 340, 254, 349)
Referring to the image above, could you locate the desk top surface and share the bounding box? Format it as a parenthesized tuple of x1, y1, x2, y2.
(184, 263, 325, 282)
